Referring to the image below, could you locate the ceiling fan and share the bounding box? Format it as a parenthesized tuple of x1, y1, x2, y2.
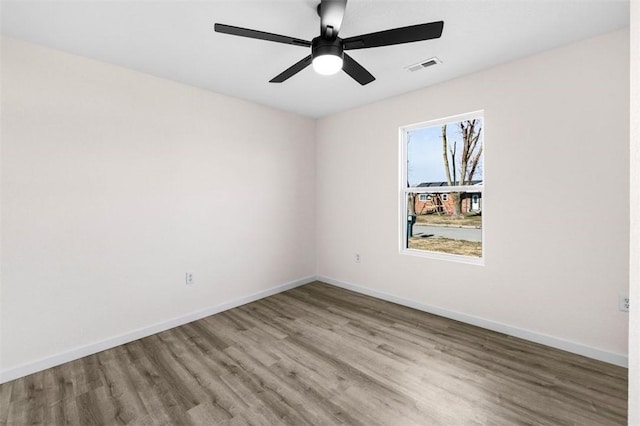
(214, 0, 443, 86)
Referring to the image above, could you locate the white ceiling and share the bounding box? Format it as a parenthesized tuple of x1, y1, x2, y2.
(0, 0, 629, 118)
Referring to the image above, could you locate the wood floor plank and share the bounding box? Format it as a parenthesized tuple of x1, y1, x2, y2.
(223, 345, 342, 425)
(218, 368, 300, 425)
(75, 388, 109, 426)
(127, 354, 192, 425)
(43, 394, 80, 425)
(94, 348, 149, 424)
(187, 401, 234, 425)
(157, 329, 242, 421)
(0, 281, 628, 425)
(0, 381, 12, 426)
(138, 333, 203, 413)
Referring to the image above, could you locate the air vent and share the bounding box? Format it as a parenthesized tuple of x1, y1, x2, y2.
(405, 57, 441, 72)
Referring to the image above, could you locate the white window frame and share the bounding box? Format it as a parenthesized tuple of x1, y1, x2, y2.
(418, 194, 429, 202)
(399, 110, 485, 265)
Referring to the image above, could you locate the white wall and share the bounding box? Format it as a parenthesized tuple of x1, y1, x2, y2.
(316, 29, 630, 362)
(0, 37, 316, 378)
(0, 26, 633, 384)
(629, 1, 639, 423)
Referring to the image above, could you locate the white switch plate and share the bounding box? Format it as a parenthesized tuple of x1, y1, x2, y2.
(186, 272, 194, 285)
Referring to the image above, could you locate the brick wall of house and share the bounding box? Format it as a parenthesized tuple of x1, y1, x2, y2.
(414, 193, 479, 216)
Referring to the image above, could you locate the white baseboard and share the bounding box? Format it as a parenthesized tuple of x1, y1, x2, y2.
(0, 276, 315, 384)
(318, 276, 628, 368)
(2, 274, 626, 383)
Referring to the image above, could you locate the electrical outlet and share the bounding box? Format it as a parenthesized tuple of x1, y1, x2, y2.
(355, 253, 361, 263)
(618, 294, 629, 312)
(186, 272, 194, 285)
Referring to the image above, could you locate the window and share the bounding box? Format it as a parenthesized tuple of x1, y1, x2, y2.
(400, 111, 484, 264)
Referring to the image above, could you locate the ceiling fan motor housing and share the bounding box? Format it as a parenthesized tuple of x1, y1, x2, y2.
(311, 36, 344, 60)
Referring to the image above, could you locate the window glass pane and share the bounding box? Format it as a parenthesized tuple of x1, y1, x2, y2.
(406, 118, 483, 188)
(406, 191, 482, 258)
(402, 113, 484, 261)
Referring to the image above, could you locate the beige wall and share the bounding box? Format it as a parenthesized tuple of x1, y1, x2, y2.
(316, 29, 630, 360)
(0, 26, 633, 383)
(0, 37, 316, 374)
(629, 1, 639, 423)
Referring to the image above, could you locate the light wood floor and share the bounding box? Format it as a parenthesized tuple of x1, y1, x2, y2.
(0, 281, 628, 425)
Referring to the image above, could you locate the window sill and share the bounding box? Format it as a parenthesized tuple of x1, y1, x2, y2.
(400, 248, 485, 266)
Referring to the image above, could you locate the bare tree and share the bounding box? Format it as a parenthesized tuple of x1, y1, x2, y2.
(442, 120, 483, 217)
(407, 133, 417, 238)
(407, 190, 416, 238)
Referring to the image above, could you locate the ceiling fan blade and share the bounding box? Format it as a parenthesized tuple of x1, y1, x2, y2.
(343, 21, 444, 50)
(269, 55, 313, 83)
(214, 23, 311, 47)
(319, 0, 347, 39)
(342, 53, 375, 86)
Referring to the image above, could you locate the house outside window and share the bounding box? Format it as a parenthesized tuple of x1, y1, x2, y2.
(400, 111, 484, 264)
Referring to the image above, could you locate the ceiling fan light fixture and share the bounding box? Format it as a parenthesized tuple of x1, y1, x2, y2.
(312, 54, 343, 75)
(311, 36, 344, 76)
